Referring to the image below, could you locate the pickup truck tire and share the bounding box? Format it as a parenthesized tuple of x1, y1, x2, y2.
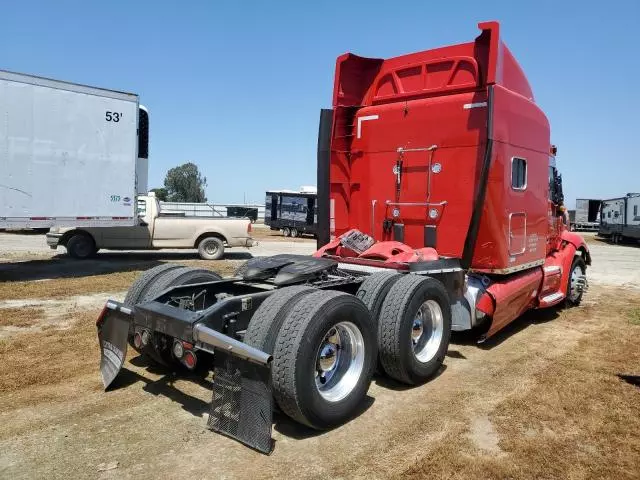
(378, 275, 451, 385)
(66, 233, 97, 259)
(272, 290, 376, 429)
(244, 286, 316, 354)
(197, 237, 225, 260)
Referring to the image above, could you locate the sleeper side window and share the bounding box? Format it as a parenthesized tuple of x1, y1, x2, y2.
(511, 157, 527, 190)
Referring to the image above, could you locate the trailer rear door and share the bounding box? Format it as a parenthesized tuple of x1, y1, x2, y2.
(0, 70, 138, 228)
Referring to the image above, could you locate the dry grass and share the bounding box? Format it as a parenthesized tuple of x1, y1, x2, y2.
(400, 294, 640, 480)
(0, 271, 141, 301)
(0, 307, 45, 327)
(0, 260, 239, 301)
(0, 311, 99, 393)
(628, 308, 640, 326)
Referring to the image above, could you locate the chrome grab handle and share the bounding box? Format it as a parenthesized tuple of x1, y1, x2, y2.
(385, 200, 448, 207)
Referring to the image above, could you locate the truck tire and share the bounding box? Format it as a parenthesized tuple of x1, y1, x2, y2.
(197, 236, 225, 260)
(244, 286, 316, 354)
(378, 275, 451, 385)
(66, 233, 97, 259)
(272, 290, 376, 429)
(565, 256, 586, 307)
(143, 266, 222, 302)
(356, 272, 404, 327)
(124, 263, 183, 307)
(132, 266, 223, 364)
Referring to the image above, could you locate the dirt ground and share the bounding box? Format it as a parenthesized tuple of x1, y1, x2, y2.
(0, 232, 639, 479)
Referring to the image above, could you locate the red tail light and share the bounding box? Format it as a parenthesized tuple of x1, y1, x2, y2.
(247, 222, 252, 233)
(183, 350, 197, 369)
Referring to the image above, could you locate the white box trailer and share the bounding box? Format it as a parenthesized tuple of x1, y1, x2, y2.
(571, 198, 601, 231)
(0, 70, 149, 229)
(599, 193, 640, 242)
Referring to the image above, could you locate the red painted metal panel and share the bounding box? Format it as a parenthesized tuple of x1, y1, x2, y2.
(485, 268, 543, 338)
(327, 21, 573, 274)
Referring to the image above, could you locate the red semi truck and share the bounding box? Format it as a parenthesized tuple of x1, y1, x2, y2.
(97, 21, 589, 452)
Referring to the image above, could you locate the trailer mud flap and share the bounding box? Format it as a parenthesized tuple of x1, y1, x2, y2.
(208, 349, 273, 454)
(97, 304, 131, 389)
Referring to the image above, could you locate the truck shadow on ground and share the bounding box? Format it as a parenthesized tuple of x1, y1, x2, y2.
(109, 361, 213, 418)
(0, 251, 253, 282)
(373, 364, 448, 391)
(450, 307, 560, 350)
(112, 354, 376, 442)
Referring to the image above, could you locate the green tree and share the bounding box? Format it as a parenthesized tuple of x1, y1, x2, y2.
(149, 187, 168, 201)
(163, 162, 207, 203)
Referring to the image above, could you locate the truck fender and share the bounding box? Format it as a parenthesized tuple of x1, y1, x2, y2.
(560, 231, 591, 265)
(193, 230, 227, 248)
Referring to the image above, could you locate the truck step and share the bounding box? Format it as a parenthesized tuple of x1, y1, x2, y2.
(539, 291, 564, 306)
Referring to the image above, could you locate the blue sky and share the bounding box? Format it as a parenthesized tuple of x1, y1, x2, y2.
(1, 0, 638, 207)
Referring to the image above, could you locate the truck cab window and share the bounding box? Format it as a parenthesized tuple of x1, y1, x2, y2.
(512, 157, 527, 190)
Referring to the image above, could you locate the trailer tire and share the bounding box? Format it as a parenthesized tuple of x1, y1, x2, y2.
(244, 286, 316, 354)
(282, 227, 291, 237)
(124, 263, 183, 307)
(565, 256, 586, 307)
(378, 275, 451, 385)
(290, 228, 298, 238)
(272, 290, 376, 429)
(66, 233, 97, 259)
(197, 236, 225, 260)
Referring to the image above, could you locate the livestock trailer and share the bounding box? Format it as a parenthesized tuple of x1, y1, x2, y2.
(599, 193, 640, 242)
(265, 189, 317, 237)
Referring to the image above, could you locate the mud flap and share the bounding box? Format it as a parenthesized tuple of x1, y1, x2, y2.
(97, 305, 131, 389)
(208, 349, 274, 454)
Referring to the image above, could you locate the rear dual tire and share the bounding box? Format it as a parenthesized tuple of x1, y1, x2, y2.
(270, 290, 377, 429)
(378, 275, 451, 385)
(124, 264, 222, 356)
(358, 273, 452, 385)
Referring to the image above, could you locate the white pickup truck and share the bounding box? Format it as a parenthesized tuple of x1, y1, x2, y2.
(46, 194, 256, 260)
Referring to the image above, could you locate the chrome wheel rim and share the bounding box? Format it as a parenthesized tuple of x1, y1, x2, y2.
(569, 264, 584, 302)
(411, 300, 444, 363)
(314, 321, 365, 402)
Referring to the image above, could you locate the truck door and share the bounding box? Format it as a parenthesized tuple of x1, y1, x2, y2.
(509, 212, 527, 256)
(100, 198, 152, 248)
